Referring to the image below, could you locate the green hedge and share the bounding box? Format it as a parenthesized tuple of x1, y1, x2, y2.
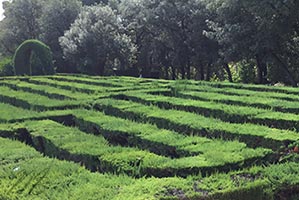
(0, 86, 80, 111)
(13, 39, 55, 76)
(114, 92, 299, 131)
(94, 98, 299, 149)
(0, 119, 270, 178)
(168, 82, 299, 102)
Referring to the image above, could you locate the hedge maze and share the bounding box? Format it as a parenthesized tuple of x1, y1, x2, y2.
(1, 75, 299, 199)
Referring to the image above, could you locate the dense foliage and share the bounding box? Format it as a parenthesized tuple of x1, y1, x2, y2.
(0, 0, 299, 85)
(0, 57, 14, 76)
(13, 39, 54, 75)
(59, 5, 136, 75)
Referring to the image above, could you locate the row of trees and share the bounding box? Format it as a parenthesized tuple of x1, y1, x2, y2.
(0, 0, 299, 85)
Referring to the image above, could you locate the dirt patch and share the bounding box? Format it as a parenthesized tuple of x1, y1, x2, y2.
(230, 173, 262, 187)
(193, 181, 210, 196)
(164, 187, 187, 199)
(275, 186, 299, 200)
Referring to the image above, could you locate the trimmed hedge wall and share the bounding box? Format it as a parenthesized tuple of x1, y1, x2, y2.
(13, 39, 55, 76)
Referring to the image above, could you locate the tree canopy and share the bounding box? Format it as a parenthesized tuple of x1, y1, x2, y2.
(59, 4, 136, 75)
(0, 0, 299, 86)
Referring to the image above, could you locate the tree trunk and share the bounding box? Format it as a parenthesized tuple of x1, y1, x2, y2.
(271, 52, 297, 87)
(256, 54, 268, 84)
(200, 65, 205, 80)
(205, 63, 211, 81)
(93, 59, 106, 75)
(162, 57, 170, 79)
(171, 65, 176, 80)
(186, 58, 191, 79)
(181, 64, 185, 79)
(164, 65, 169, 79)
(179, 52, 187, 79)
(223, 63, 233, 82)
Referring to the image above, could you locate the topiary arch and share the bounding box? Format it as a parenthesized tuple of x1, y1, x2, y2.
(13, 39, 55, 76)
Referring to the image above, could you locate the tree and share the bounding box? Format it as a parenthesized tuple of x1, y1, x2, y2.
(59, 4, 136, 75)
(81, 0, 108, 5)
(0, 0, 43, 55)
(1, 0, 298, 84)
(117, 0, 218, 80)
(205, 0, 299, 86)
(149, 0, 190, 79)
(204, 0, 262, 82)
(116, 0, 158, 78)
(256, 0, 299, 86)
(0, 0, 82, 73)
(39, 0, 82, 72)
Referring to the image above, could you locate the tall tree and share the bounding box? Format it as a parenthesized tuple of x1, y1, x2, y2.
(116, 0, 161, 78)
(59, 4, 136, 75)
(0, 0, 43, 55)
(117, 0, 218, 80)
(205, 0, 299, 86)
(39, 0, 82, 72)
(0, 0, 82, 74)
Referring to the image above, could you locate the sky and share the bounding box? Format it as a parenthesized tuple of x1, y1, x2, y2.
(0, 0, 5, 21)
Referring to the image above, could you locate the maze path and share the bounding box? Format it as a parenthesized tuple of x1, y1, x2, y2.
(175, 89, 299, 114)
(93, 98, 299, 150)
(166, 82, 299, 102)
(192, 80, 299, 95)
(0, 86, 81, 111)
(0, 119, 271, 177)
(1, 137, 299, 199)
(113, 92, 299, 131)
(1, 75, 299, 199)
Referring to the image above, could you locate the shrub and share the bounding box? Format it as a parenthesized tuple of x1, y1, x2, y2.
(0, 57, 14, 76)
(13, 39, 55, 76)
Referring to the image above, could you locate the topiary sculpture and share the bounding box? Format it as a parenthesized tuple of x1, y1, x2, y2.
(13, 39, 55, 76)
